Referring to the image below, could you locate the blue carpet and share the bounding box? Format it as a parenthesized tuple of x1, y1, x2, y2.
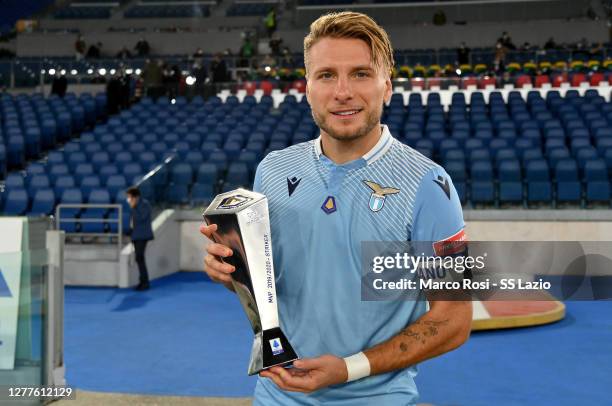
(65, 272, 612, 404)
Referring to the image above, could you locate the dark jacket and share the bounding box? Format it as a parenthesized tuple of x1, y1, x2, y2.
(130, 199, 154, 241)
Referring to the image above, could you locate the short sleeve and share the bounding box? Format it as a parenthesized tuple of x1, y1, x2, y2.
(253, 160, 263, 193)
(411, 166, 465, 245)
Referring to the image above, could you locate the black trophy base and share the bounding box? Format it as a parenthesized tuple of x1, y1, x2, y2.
(247, 327, 299, 376)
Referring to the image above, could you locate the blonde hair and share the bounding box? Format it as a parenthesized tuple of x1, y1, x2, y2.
(304, 12, 394, 78)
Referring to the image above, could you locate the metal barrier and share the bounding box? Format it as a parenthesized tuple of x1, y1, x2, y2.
(55, 203, 123, 258)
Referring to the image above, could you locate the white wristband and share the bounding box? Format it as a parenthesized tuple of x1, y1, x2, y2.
(343, 352, 371, 382)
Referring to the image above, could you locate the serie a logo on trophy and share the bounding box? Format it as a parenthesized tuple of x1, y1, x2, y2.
(203, 188, 298, 375)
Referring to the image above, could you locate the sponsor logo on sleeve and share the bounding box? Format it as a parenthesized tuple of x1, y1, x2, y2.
(433, 229, 467, 256)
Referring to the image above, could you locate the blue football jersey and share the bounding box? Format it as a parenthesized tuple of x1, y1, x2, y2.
(252, 125, 465, 405)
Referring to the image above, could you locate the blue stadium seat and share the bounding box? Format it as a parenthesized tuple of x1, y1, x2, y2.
(54, 175, 76, 199)
(28, 174, 51, 196)
(3, 189, 29, 215)
(555, 159, 581, 204)
(525, 159, 552, 205)
(80, 175, 101, 199)
(80, 189, 111, 233)
(225, 163, 250, 187)
(445, 161, 467, 203)
(106, 175, 127, 199)
(498, 160, 523, 204)
(170, 163, 194, 185)
(470, 161, 495, 204)
(191, 183, 214, 205)
(584, 159, 610, 204)
(166, 183, 190, 205)
(5, 173, 25, 189)
(29, 189, 55, 216)
(196, 163, 219, 186)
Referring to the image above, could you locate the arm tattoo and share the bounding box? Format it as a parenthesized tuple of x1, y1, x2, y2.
(398, 319, 449, 351)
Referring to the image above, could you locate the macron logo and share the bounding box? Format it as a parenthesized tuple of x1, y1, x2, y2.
(287, 177, 301, 197)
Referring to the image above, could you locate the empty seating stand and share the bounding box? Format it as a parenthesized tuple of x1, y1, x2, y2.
(2, 87, 611, 225)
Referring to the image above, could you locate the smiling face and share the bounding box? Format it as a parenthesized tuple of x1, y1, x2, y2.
(305, 37, 392, 142)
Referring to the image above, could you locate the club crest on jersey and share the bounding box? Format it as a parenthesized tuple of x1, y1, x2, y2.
(363, 180, 400, 212)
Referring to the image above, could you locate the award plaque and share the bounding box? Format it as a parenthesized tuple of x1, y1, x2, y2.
(203, 188, 298, 375)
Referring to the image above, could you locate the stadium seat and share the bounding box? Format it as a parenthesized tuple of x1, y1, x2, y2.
(29, 189, 55, 216)
(191, 183, 215, 205)
(3, 189, 29, 215)
(555, 159, 581, 204)
(498, 160, 523, 204)
(80, 189, 111, 233)
(470, 161, 495, 204)
(525, 159, 552, 205)
(584, 159, 610, 204)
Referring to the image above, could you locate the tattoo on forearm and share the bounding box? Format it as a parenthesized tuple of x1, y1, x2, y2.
(398, 319, 449, 351)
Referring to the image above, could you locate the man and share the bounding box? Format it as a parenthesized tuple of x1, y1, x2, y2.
(457, 42, 470, 66)
(127, 187, 153, 291)
(134, 37, 150, 57)
(201, 12, 471, 405)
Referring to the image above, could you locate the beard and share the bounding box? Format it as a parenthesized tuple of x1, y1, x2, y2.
(311, 105, 382, 142)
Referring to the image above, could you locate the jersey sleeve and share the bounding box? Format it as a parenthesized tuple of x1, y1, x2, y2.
(410, 166, 466, 251)
(253, 160, 263, 193)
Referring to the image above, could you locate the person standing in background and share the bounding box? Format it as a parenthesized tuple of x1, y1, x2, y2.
(74, 35, 86, 61)
(127, 187, 154, 291)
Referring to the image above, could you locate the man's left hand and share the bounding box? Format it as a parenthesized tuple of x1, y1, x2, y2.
(259, 354, 348, 393)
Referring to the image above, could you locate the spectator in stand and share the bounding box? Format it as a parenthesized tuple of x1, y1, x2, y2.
(134, 38, 150, 57)
(193, 62, 207, 84)
(261, 53, 277, 69)
(86, 42, 102, 59)
(279, 47, 295, 69)
(264, 8, 277, 37)
(269, 32, 283, 56)
(493, 40, 507, 73)
(239, 36, 255, 68)
(106, 72, 124, 115)
(116, 46, 132, 60)
(499, 31, 516, 50)
(193, 47, 205, 65)
(590, 42, 604, 58)
(210, 53, 229, 83)
(142, 59, 163, 99)
(457, 42, 470, 66)
(51, 73, 68, 98)
(433, 9, 446, 25)
(544, 37, 557, 50)
(496, 70, 513, 88)
(163, 64, 181, 99)
(74, 35, 86, 61)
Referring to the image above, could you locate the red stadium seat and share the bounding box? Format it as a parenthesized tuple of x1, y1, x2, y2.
(291, 79, 306, 93)
(552, 73, 568, 87)
(571, 73, 587, 87)
(478, 76, 496, 89)
(428, 77, 442, 88)
(534, 75, 550, 88)
(515, 75, 532, 88)
(411, 78, 426, 89)
(463, 77, 478, 88)
(242, 81, 256, 95)
(260, 80, 274, 96)
(590, 72, 605, 86)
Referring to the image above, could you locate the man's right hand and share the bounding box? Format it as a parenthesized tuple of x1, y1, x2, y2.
(200, 223, 236, 291)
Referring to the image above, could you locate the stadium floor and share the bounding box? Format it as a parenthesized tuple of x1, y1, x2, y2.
(65, 272, 612, 405)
